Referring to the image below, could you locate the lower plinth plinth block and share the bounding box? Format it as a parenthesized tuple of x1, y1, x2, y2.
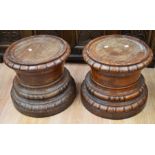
(11, 68, 76, 117)
(81, 72, 147, 119)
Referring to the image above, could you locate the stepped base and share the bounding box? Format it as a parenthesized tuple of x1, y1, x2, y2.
(81, 72, 148, 119)
(11, 68, 76, 117)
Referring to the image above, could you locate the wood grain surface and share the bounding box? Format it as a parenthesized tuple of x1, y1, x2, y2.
(86, 35, 149, 66)
(0, 63, 155, 124)
(6, 35, 67, 65)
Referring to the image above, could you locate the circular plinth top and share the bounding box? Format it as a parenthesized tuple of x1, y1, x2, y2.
(83, 35, 153, 72)
(4, 35, 70, 71)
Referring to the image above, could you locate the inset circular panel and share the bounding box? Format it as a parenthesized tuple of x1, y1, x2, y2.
(6, 35, 68, 65)
(86, 35, 150, 66)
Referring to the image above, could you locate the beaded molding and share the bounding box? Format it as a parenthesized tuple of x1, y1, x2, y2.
(83, 35, 153, 73)
(4, 35, 71, 71)
(12, 77, 76, 116)
(81, 81, 147, 114)
(85, 73, 145, 102)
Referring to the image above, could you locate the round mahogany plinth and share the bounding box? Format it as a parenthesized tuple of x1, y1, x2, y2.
(4, 35, 76, 117)
(81, 35, 153, 119)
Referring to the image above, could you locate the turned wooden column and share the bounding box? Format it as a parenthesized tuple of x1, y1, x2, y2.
(81, 35, 153, 119)
(4, 35, 76, 117)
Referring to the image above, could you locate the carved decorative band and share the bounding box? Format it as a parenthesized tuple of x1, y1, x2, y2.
(11, 77, 76, 115)
(4, 49, 70, 71)
(86, 80, 145, 102)
(85, 73, 145, 102)
(4, 35, 70, 71)
(81, 82, 147, 114)
(83, 35, 153, 73)
(83, 51, 153, 73)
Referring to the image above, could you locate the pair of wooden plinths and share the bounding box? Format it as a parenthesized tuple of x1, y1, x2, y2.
(4, 35, 153, 119)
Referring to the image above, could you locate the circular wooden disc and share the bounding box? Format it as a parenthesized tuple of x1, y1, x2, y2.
(5, 35, 69, 66)
(85, 35, 152, 67)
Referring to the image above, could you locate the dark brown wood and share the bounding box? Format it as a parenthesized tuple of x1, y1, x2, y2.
(81, 35, 153, 119)
(4, 35, 76, 117)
